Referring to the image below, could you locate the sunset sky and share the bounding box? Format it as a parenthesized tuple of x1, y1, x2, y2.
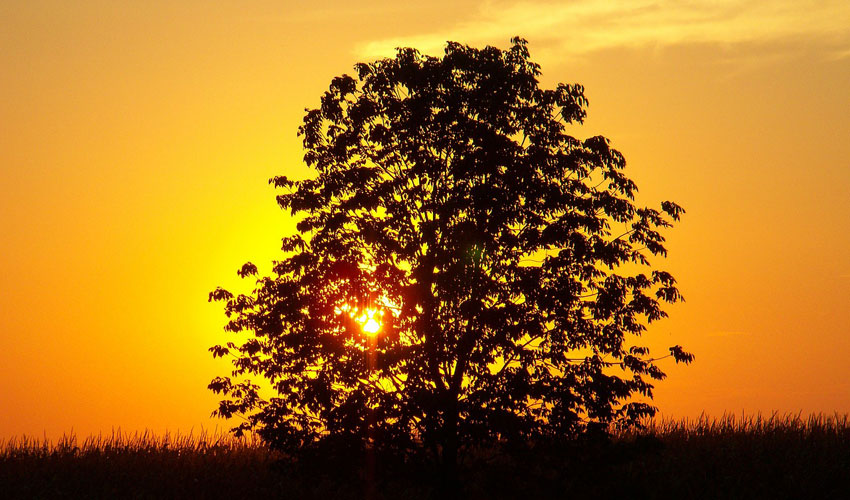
(2, 0, 849, 440)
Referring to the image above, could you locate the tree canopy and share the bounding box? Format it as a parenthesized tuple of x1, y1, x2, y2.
(209, 37, 692, 468)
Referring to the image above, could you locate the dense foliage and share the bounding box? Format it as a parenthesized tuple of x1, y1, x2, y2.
(209, 37, 692, 468)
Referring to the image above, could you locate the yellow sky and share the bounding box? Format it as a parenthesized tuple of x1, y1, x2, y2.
(2, 0, 849, 439)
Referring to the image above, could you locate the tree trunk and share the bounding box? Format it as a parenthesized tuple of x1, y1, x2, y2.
(440, 394, 460, 497)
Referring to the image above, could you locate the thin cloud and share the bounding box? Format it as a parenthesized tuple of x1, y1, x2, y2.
(355, 0, 850, 59)
(708, 330, 749, 338)
(832, 48, 850, 60)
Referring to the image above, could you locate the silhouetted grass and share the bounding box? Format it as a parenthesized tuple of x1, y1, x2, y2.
(466, 413, 850, 499)
(3, 414, 849, 499)
(0, 430, 286, 498)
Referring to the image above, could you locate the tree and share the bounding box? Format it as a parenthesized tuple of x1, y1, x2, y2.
(208, 37, 692, 473)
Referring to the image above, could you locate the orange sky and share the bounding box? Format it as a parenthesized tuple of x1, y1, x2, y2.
(2, 0, 849, 439)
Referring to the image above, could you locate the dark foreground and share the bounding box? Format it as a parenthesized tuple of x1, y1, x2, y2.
(2, 414, 849, 499)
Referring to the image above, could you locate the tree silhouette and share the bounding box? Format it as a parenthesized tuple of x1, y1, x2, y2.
(209, 37, 692, 473)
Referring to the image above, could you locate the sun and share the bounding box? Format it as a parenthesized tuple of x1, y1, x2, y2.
(336, 303, 384, 336)
(356, 308, 383, 335)
(362, 316, 381, 335)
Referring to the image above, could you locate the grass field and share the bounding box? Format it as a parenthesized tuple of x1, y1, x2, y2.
(2, 414, 848, 499)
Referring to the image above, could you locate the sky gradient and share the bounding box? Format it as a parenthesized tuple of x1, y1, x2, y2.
(2, 0, 849, 439)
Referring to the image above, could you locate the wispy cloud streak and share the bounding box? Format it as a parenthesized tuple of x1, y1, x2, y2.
(355, 0, 850, 58)
(709, 330, 749, 338)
